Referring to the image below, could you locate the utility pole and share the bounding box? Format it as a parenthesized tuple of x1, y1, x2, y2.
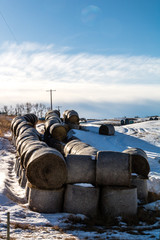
(56, 106, 62, 112)
(46, 89, 56, 110)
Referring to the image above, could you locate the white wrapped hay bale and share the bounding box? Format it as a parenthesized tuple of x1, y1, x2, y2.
(101, 186, 137, 219)
(28, 184, 64, 213)
(63, 183, 99, 218)
(65, 154, 96, 184)
(96, 151, 131, 186)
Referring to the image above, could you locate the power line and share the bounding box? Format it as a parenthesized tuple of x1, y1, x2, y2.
(46, 89, 56, 110)
(0, 10, 17, 42)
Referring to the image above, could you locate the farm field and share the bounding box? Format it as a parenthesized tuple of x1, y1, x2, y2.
(0, 116, 160, 239)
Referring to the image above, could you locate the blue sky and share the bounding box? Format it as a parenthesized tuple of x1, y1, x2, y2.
(0, 0, 160, 118)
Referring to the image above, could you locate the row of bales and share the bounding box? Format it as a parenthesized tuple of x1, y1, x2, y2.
(11, 110, 150, 221)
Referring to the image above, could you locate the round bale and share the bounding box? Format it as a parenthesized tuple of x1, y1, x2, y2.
(28, 184, 64, 213)
(26, 147, 67, 189)
(101, 186, 137, 219)
(123, 148, 150, 178)
(63, 183, 99, 218)
(66, 154, 96, 184)
(96, 151, 131, 186)
(99, 124, 115, 135)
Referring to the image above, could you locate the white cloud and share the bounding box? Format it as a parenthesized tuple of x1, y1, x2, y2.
(0, 42, 160, 109)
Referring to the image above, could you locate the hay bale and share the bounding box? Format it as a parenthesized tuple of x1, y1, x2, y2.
(23, 114, 38, 126)
(96, 151, 131, 186)
(26, 147, 67, 189)
(28, 184, 64, 213)
(64, 139, 97, 156)
(123, 148, 150, 178)
(63, 110, 79, 124)
(99, 124, 115, 135)
(66, 154, 96, 184)
(63, 139, 80, 156)
(131, 175, 148, 203)
(20, 141, 48, 168)
(101, 186, 137, 219)
(19, 169, 27, 188)
(49, 123, 67, 141)
(76, 146, 97, 156)
(63, 184, 99, 218)
(11, 117, 25, 135)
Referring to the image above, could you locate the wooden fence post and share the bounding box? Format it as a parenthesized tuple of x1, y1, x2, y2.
(7, 212, 10, 240)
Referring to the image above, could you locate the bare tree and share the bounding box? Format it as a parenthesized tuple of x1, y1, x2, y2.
(33, 103, 39, 116)
(39, 103, 47, 118)
(3, 105, 8, 115)
(25, 102, 32, 114)
(1, 103, 49, 117)
(19, 104, 25, 115)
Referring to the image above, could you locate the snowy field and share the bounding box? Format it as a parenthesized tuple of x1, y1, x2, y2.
(0, 119, 160, 239)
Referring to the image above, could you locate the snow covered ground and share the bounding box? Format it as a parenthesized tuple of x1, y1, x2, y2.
(0, 119, 160, 239)
(76, 120, 160, 196)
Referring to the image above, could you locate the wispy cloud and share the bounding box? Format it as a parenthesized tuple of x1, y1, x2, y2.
(0, 42, 160, 117)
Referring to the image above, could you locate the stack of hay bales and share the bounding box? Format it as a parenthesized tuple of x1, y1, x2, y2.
(63, 123, 149, 219)
(11, 112, 150, 220)
(11, 114, 67, 213)
(123, 148, 150, 204)
(26, 147, 67, 213)
(43, 109, 80, 153)
(99, 148, 150, 219)
(63, 110, 80, 129)
(62, 130, 99, 218)
(63, 148, 149, 220)
(43, 110, 68, 153)
(63, 150, 135, 220)
(11, 114, 42, 187)
(44, 110, 67, 141)
(64, 153, 99, 218)
(97, 151, 137, 219)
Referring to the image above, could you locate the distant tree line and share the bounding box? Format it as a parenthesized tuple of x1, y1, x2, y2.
(0, 103, 50, 118)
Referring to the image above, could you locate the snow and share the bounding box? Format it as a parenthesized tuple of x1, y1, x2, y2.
(74, 183, 94, 187)
(74, 120, 160, 196)
(0, 119, 160, 239)
(144, 200, 160, 211)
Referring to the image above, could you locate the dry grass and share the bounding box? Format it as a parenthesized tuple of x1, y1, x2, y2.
(0, 115, 45, 137)
(0, 234, 16, 240)
(0, 114, 14, 137)
(12, 222, 36, 230)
